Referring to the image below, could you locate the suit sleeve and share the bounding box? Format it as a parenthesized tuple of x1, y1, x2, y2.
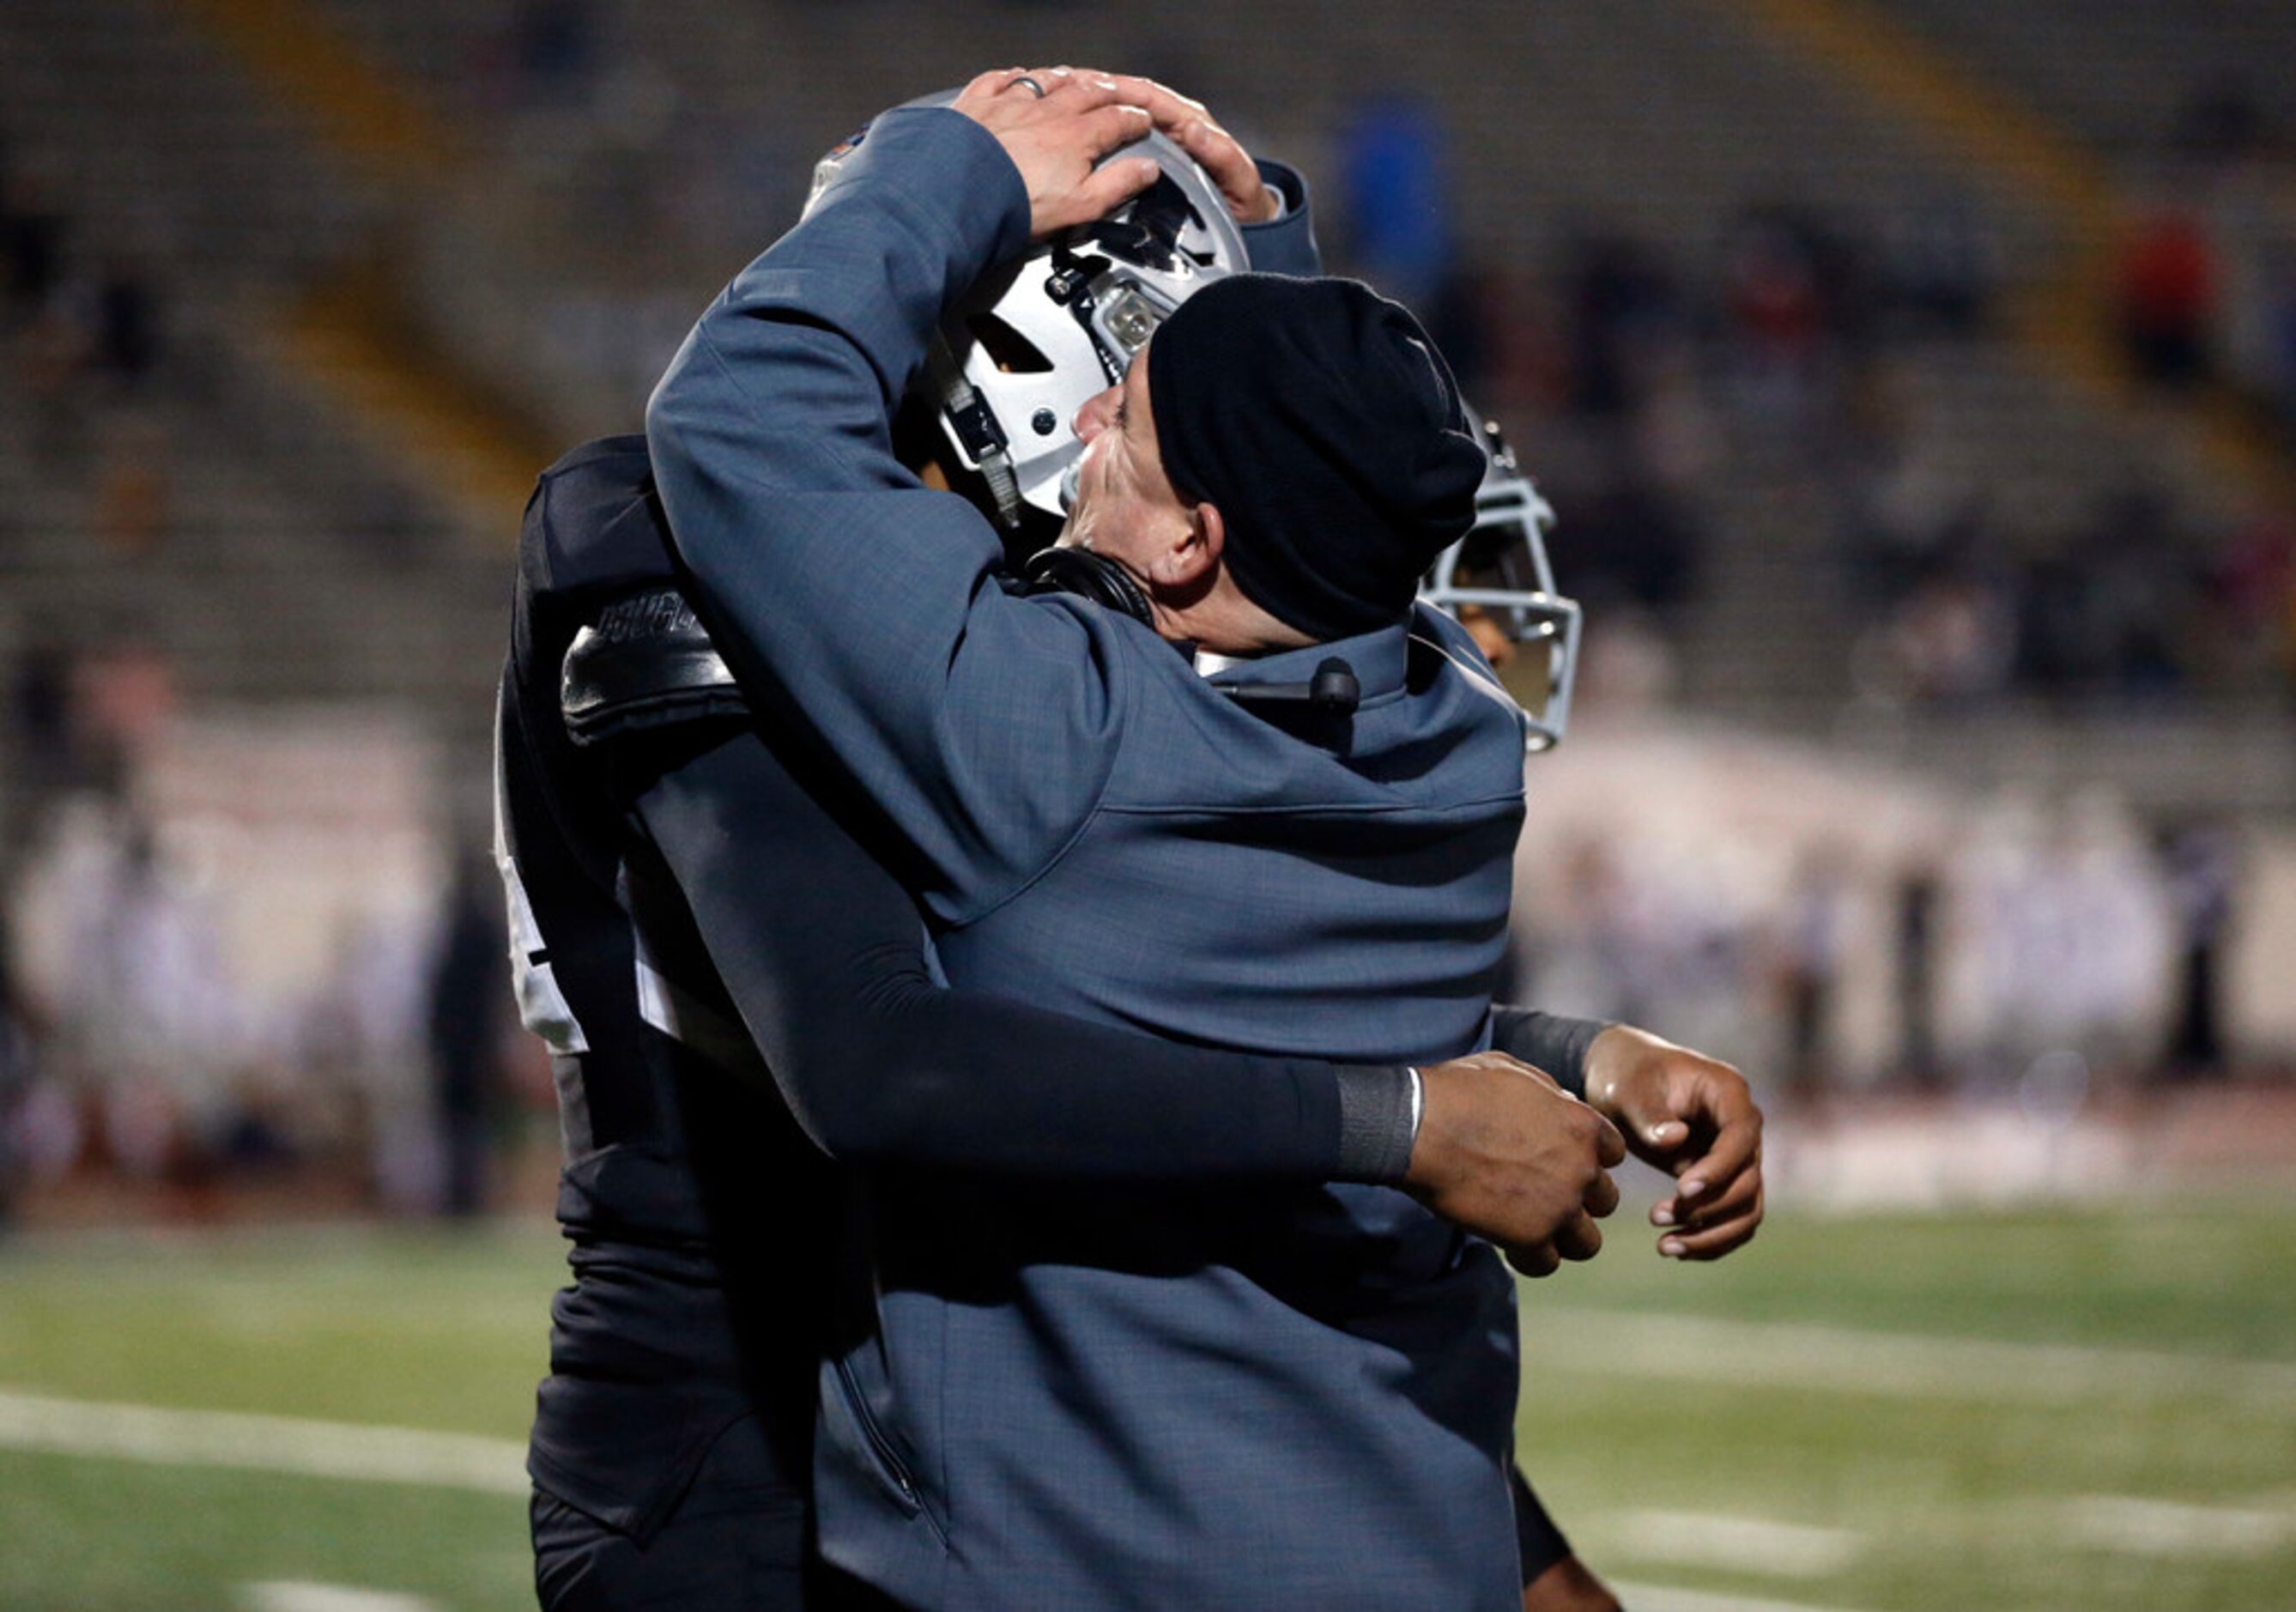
(632, 726, 1416, 1184)
(645, 106, 1129, 927)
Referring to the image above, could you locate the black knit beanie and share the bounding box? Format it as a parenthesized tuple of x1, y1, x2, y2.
(1146, 274, 1486, 642)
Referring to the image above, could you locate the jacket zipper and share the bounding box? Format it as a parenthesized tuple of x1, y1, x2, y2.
(833, 1355, 922, 1512)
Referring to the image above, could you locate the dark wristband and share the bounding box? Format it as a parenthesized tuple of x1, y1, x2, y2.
(1511, 1463, 1575, 1585)
(1489, 1009, 1612, 1100)
(1332, 1064, 1418, 1184)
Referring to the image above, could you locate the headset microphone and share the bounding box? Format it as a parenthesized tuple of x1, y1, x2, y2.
(1021, 548, 1360, 718)
(1218, 658, 1360, 718)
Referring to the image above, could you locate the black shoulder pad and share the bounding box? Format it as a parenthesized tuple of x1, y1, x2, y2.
(561, 585, 748, 746)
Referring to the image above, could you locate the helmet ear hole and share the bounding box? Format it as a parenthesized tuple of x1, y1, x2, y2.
(966, 312, 1056, 375)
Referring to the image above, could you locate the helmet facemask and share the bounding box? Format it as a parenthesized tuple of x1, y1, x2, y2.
(1421, 420, 1583, 753)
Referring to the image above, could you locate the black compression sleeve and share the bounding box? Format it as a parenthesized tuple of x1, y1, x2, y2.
(1489, 1007, 1612, 1100)
(1511, 1462, 1575, 1585)
(635, 730, 1417, 1184)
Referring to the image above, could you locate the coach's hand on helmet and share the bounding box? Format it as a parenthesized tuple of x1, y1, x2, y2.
(1137, 80, 1283, 225)
(1582, 1025, 1764, 1261)
(1406, 1052, 1626, 1278)
(952, 67, 1278, 239)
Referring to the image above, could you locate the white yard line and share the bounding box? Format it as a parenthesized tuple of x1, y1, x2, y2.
(240, 1585, 441, 1612)
(1605, 1512, 1863, 1578)
(1608, 1582, 1875, 1612)
(2058, 1495, 2296, 1559)
(1525, 1306, 2296, 1413)
(0, 1390, 529, 1494)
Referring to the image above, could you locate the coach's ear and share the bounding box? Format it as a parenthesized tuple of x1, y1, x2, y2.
(1152, 498, 1225, 590)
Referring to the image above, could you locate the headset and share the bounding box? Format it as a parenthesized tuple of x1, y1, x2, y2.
(1018, 546, 1361, 718)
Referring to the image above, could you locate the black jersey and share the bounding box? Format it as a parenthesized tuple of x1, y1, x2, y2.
(499, 434, 832, 1548)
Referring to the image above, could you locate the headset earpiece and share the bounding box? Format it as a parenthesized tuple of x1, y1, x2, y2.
(1020, 546, 1155, 629)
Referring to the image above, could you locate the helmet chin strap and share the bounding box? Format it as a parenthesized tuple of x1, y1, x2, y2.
(928, 334, 1027, 530)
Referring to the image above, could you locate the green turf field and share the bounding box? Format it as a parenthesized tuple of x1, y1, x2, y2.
(2, 1202, 2292, 1610)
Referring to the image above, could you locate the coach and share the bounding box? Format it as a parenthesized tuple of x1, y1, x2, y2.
(650, 70, 1657, 1609)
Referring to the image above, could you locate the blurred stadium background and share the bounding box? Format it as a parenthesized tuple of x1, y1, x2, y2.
(2, 1, 2293, 1609)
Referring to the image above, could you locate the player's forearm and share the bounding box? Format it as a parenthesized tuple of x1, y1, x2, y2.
(1487, 1007, 1614, 1100)
(804, 975, 1412, 1184)
(638, 729, 1417, 1185)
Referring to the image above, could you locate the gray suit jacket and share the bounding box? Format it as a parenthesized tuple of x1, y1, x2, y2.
(650, 106, 1530, 1610)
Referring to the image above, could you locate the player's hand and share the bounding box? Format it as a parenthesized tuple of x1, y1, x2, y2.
(1523, 1554, 1625, 1612)
(1581, 1024, 1764, 1261)
(1405, 1051, 1626, 1278)
(951, 67, 1165, 239)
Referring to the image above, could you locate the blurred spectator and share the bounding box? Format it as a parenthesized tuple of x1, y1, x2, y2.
(1891, 856, 1944, 1089)
(1427, 264, 1499, 404)
(2187, 94, 2296, 434)
(41, 805, 243, 1179)
(1835, 404, 1988, 615)
(1958, 794, 2173, 1084)
(93, 412, 175, 558)
(2208, 505, 2296, 686)
(1563, 231, 1681, 420)
(8, 643, 77, 805)
(1524, 835, 1647, 1025)
(1877, 191, 1999, 336)
(86, 255, 162, 388)
(506, 0, 602, 112)
(2018, 488, 2194, 700)
(297, 901, 443, 1212)
(425, 845, 509, 1218)
(1570, 605, 1678, 716)
(1629, 354, 1722, 499)
(2159, 820, 2238, 1082)
(17, 283, 88, 468)
(2117, 204, 2219, 391)
(1548, 472, 1705, 622)
(1719, 207, 1830, 421)
(0, 163, 64, 329)
(1769, 848, 1851, 1108)
(1868, 568, 2016, 707)
(70, 635, 179, 795)
(0, 908, 30, 1229)
(1337, 92, 1453, 311)
(2171, 76, 2268, 170)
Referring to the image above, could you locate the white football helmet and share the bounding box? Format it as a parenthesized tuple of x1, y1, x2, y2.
(943, 144, 1248, 530)
(1421, 419, 1582, 752)
(810, 94, 1250, 532)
